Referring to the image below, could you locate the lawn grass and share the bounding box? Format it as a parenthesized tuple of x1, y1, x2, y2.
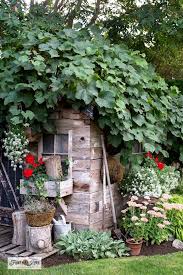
(0, 252, 183, 275)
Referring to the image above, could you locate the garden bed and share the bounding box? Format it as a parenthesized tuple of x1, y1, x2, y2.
(42, 241, 181, 267)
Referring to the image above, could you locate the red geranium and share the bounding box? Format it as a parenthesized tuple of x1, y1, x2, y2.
(157, 162, 165, 170)
(38, 157, 44, 165)
(23, 168, 33, 179)
(145, 151, 153, 159)
(32, 162, 40, 168)
(154, 156, 159, 163)
(25, 154, 35, 165)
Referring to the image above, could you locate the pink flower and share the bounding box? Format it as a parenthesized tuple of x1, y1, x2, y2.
(142, 201, 149, 206)
(140, 213, 146, 217)
(141, 217, 148, 223)
(153, 207, 164, 212)
(147, 210, 157, 216)
(163, 220, 171, 226)
(140, 205, 147, 210)
(144, 196, 150, 200)
(131, 216, 139, 222)
(127, 201, 137, 207)
(157, 223, 165, 229)
(135, 203, 143, 208)
(162, 194, 171, 200)
(131, 195, 138, 201)
(163, 203, 173, 211)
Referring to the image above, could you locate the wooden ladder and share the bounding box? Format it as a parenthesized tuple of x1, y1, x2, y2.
(0, 160, 20, 211)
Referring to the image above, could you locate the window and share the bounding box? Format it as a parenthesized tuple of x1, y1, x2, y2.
(42, 134, 68, 155)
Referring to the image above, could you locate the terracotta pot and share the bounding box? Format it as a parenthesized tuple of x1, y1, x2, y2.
(126, 238, 143, 256)
(25, 207, 55, 227)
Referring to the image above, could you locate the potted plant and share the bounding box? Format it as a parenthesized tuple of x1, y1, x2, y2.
(24, 196, 55, 227)
(22, 153, 55, 226)
(121, 194, 172, 255)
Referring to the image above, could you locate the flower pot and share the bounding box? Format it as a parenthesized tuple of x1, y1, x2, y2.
(126, 238, 143, 256)
(25, 207, 55, 227)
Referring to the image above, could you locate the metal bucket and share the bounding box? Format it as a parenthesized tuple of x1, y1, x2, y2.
(53, 215, 71, 241)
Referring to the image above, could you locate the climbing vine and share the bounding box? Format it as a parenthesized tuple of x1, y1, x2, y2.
(0, 21, 183, 160)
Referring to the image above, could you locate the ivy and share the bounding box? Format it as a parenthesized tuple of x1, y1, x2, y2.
(0, 21, 183, 159)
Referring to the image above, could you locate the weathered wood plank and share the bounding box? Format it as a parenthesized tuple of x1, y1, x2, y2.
(0, 241, 11, 248)
(73, 136, 90, 149)
(72, 148, 91, 160)
(30, 248, 59, 260)
(91, 148, 102, 159)
(91, 159, 102, 170)
(7, 246, 26, 255)
(0, 244, 17, 252)
(0, 228, 12, 235)
(19, 251, 34, 257)
(73, 160, 90, 171)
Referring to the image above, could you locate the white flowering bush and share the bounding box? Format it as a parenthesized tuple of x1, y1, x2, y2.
(121, 158, 180, 198)
(3, 127, 29, 171)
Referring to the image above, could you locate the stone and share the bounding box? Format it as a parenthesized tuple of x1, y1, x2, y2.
(172, 239, 183, 250)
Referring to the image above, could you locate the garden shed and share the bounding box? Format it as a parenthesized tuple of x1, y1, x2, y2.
(19, 104, 122, 231)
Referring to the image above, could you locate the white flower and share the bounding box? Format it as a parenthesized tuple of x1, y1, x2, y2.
(131, 216, 139, 222)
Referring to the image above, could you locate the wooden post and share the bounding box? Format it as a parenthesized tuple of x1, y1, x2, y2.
(12, 210, 27, 246)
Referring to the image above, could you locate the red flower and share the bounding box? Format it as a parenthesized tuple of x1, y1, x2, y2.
(25, 154, 35, 165)
(154, 156, 159, 163)
(32, 163, 39, 168)
(145, 151, 153, 159)
(38, 157, 44, 165)
(157, 162, 165, 170)
(23, 168, 33, 179)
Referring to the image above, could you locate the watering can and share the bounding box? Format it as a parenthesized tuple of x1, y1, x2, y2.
(53, 215, 71, 241)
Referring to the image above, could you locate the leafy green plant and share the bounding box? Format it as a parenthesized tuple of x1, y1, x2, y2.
(56, 230, 129, 259)
(121, 156, 180, 197)
(120, 195, 171, 245)
(1, 12, 183, 161)
(167, 195, 183, 241)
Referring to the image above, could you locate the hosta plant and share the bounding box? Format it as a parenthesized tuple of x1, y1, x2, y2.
(56, 230, 129, 259)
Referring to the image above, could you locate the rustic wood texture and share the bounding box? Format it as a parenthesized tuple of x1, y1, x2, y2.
(44, 155, 63, 179)
(20, 179, 73, 198)
(45, 108, 123, 230)
(0, 225, 57, 260)
(12, 210, 27, 246)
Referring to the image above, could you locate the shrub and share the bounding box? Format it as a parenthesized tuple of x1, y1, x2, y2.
(121, 156, 180, 198)
(167, 195, 183, 241)
(56, 230, 129, 259)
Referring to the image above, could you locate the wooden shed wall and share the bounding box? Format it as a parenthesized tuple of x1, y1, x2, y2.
(50, 107, 122, 230)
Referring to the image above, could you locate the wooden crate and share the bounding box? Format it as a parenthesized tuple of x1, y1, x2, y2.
(20, 178, 73, 198)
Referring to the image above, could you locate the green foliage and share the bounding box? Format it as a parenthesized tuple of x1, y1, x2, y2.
(121, 158, 180, 197)
(167, 195, 183, 240)
(56, 230, 129, 259)
(1, 22, 183, 157)
(120, 196, 171, 245)
(1, 3, 183, 160)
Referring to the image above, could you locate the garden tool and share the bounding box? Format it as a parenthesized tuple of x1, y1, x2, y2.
(101, 135, 122, 239)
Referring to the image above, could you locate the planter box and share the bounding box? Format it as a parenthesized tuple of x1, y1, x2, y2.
(20, 179, 73, 198)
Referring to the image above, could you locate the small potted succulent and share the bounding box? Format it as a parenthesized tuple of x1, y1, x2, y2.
(24, 196, 55, 227)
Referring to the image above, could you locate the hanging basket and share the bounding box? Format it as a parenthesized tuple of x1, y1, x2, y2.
(25, 207, 55, 227)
